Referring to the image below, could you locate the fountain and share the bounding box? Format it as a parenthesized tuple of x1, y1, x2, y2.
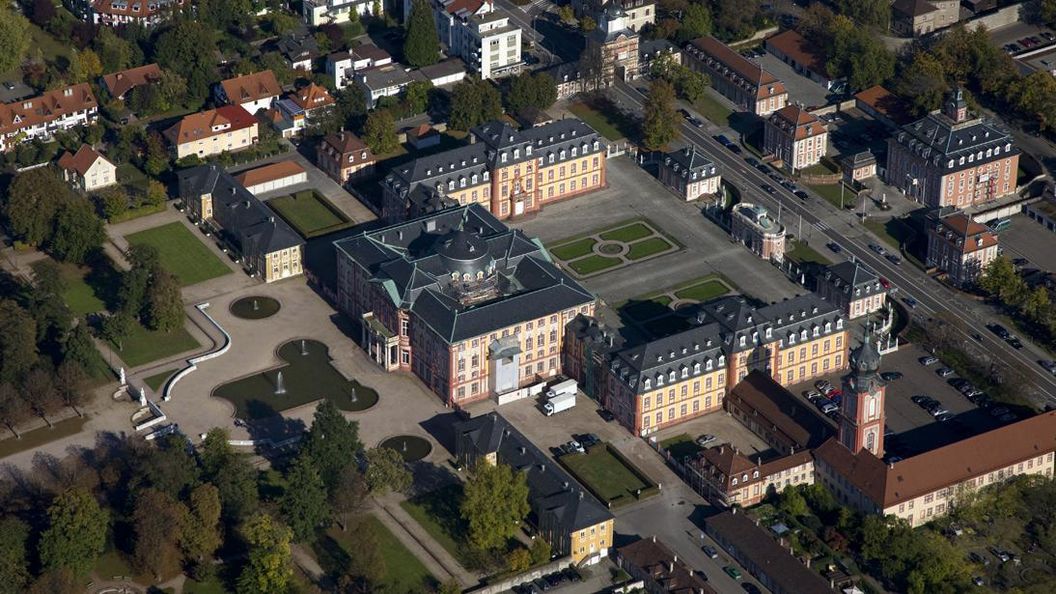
(381, 435, 432, 462)
(351, 387, 357, 402)
(253, 299, 259, 311)
(275, 371, 286, 395)
(402, 440, 408, 452)
(301, 339, 308, 356)
(230, 296, 281, 320)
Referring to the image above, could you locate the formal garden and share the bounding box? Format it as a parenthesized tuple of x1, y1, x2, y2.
(617, 274, 735, 339)
(266, 190, 353, 238)
(548, 219, 681, 278)
(558, 443, 659, 509)
(125, 222, 232, 286)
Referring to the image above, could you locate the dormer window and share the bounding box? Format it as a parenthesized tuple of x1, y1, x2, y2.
(483, 171, 490, 181)
(501, 152, 507, 163)
(669, 371, 676, 382)
(471, 173, 478, 184)
(657, 374, 664, 386)
(705, 359, 713, 371)
(459, 177, 466, 188)
(825, 321, 832, 332)
(732, 477, 738, 486)
(559, 150, 566, 160)
(836, 318, 844, 330)
(812, 326, 820, 337)
(571, 147, 578, 157)
(789, 333, 796, 345)
(739, 336, 746, 347)
(765, 328, 772, 339)
(526, 145, 532, 155)
(719, 355, 726, 366)
(514, 148, 520, 159)
(448, 180, 455, 190)
(800, 329, 807, 340)
(644, 379, 651, 389)
(694, 362, 701, 373)
(680, 366, 688, 378)
(548, 153, 555, 164)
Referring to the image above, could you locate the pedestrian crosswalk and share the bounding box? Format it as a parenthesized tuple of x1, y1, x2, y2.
(814, 220, 829, 232)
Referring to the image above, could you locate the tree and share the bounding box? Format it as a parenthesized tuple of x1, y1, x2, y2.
(341, 517, 386, 588)
(55, 361, 88, 416)
(506, 547, 531, 572)
(778, 486, 809, 518)
(181, 484, 222, 577)
(154, 21, 218, 103)
(48, 199, 105, 265)
(461, 462, 530, 552)
(331, 464, 368, 530)
(101, 311, 133, 351)
(237, 513, 293, 594)
(1010, 71, 1056, 131)
(506, 72, 558, 114)
(0, 383, 31, 438)
(362, 109, 399, 155)
(677, 4, 711, 43)
(450, 78, 503, 130)
(558, 5, 574, 23)
(62, 322, 96, 372)
(144, 180, 168, 207)
(642, 78, 679, 150)
(0, 300, 38, 384)
(140, 434, 200, 499)
(0, 5, 29, 74)
(579, 16, 597, 32)
(896, 52, 949, 116)
(133, 488, 189, 579)
(144, 131, 171, 174)
(4, 168, 67, 247)
(200, 428, 260, 522)
(39, 487, 109, 575)
(26, 569, 79, 594)
(94, 187, 130, 221)
(303, 400, 362, 493)
(93, 27, 136, 72)
(30, 0, 56, 27)
(835, 0, 889, 30)
(22, 367, 62, 425)
(0, 516, 30, 593)
(404, 80, 432, 115)
(71, 49, 103, 84)
(280, 455, 330, 541)
(145, 269, 183, 332)
(364, 447, 412, 495)
(529, 537, 551, 565)
(405, 0, 440, 67)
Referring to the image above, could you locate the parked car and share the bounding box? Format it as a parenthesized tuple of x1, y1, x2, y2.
(567, 440, 585, 454)
(912, 394, 935, 406)
(879, 277, 891, 288)
(973, 576, 986, 587)
(936, 412, 954, 422)
(988, 323, 1011, 340)
(532, 577, 551, 591)
(869, 243, 887, 255)
(1007, 337, 1024, 349)
(598, 409, 615, 422)
(679, 108, 692, 119)
(745, 157, 760, 167)
(703, 545, 719, 559)
(886, 253, 902, 264)
(968, 551, 990, 566)
(1040, 360, 1056, 375)
(804, 390, 823, 402)
(794, 189, 809, 200)
(880, 371, 903, 381)
(990, 547, 1011, 563)
(919, 356, 939, 366)
(949, 377, 970, 389)
(936, 367, 955, 377)
(562, 567, 583, 582)
(825, 242, 842, 253)
(761, 183, 777, 194)
(815, 380, 832, 392)
(578, 433, 600, 448)
(820, 400, 839, 414)
(696, 434, 717, 447)
(728, 144, 742, 154)
(715, 134, 733, 146)
(724, 566, 743, 580)
(742, 583, 763, 594)
(688, 116, 704, 128)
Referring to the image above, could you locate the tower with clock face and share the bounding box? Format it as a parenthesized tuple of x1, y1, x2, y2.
(839, 329, 885, 457)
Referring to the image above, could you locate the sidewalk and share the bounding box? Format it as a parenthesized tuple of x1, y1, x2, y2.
(373, 493, 478, 588)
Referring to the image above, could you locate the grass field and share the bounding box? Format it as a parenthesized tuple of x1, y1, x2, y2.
(32, 260, 105, 316)
(268, 190, 352, 238)
(400, 484, 473, 567)
(693, 92, 733, 127)
(673, 279, 729, 301)
(0, 416, 87, 459)
(125, 222, 231, 286)
(786, 240, 831, 266)
(808, 183, 855, 210)
(144, 370, 175, 392)
(560, 445, 653, 505)
(315, 517, 436, 594)
(568, 255, 622, 275)
(112, 321, 200, 368)
(626, 237, 673, 260)
(550, 237, 597, 261)
(660, 434, 703, 461)
(600, 222, 653, 243)
(569, 102, 635, 141)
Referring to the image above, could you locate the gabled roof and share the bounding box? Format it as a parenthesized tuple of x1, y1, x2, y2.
(824, 261, 881, 291)
(57, 144, 112, 177)
(234, 160, 305, 188)
(322, 130, 373, 157)
(770, 104, 824, 141)
(688, 36, 785, 100)
(766, 30, 831, 79)
(0, 84, 98, 136)
(220, 71, 281, 106)
(291, 83, 335, 110)
(893, 0, 939, 18)
(727, 371, 833, 451)
(618, 538, 716, 594)
(932, 213, 998, 254)
(101, 63, 162, 99)
(163, 105, 256, 146)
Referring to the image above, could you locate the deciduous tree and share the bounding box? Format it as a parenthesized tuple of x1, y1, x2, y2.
(133, 488, 189, 579)
(55, 361, 88, 416)
(200, 428, 260, 522)
(0, 516, 30, 593)
(154, 21, 218, 103)
(4, 168, 66, 247)
(71, 49, 103, 84)
(461, 462, 530, 551)
(48, 199, 105, 265)
(0, 383, 31, 438)
(145, 269, 183, 332)
(236, 513, 293, 594)
(0, 5, 30, 74)
(896, 52, 949, 116)
(331, 464, 368, 530)
(280, 455, 330, 541)
(364, 447, 412, 495)
(0, 300, 37, 384)
(181, 484, 222, 577)
(642, 78, 679, 150)
(404, 0, 440, 67)
(94, 187, 129, 220)
(38, 487, 109, 575)
(676, 4, 711, 43)
(506, 72, 558, 114)
(363, 109, 399, 155)
(450, 78, 502, 130)
(22, 367, 63, 425)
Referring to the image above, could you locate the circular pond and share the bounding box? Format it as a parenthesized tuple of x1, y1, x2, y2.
(380, 435, 433, 462)
(230, 296, 281, 320)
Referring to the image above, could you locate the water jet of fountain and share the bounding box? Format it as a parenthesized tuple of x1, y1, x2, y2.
(252, 299, 259, 311)
(275, 371, 286, 395)
(301, 339, 308, 356)
(351, 388, 357, 402)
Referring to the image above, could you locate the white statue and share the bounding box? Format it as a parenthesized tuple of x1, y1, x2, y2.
(119, 367, 126, 386)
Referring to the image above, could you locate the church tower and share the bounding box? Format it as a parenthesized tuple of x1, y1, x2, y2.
(838, 329, 885, 457)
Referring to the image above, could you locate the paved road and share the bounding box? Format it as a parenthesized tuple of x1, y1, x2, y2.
(609, 80, 1056, 404)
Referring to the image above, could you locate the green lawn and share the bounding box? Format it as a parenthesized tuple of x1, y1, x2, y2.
(32, 260, 105, 316)
(808, 183, 856, 210)
(626, 237, 673, 260)
(400, 484, 473, 567)
(112, 321, 200, 368)
(144, 370, 175, 392)
(786, 240, 832, 266)
(864, 217, 916, 251)
(550, 237, 597, 261)
(569, 255, 622, 276)
(569, 102, 635, 141)
(183, 577, 231, 594)
(0, 416, 87, 459)
(660, 434, 703, 461)
(267, 191, 352, 238)
(693, 92, 733, 127)
(125, 222, 231, 286)
(84, 346, 115, 388)
(673, 279, 730, 301)
(600, 222, 653, 243)
(316, 517, 436, 594)
(560, 445, 654, 505)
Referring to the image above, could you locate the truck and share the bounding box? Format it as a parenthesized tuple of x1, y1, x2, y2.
(545, 379, 577, 400)
(544, 392, 576, 416)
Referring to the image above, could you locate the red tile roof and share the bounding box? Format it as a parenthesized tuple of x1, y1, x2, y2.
(689, 36, 786, 100)
(101, 63, 162, 99)
(163, 104, 257, 146)
(854, 85, 913, 126)
(323, 130, 372, 156)
(57, 144, 110, 176)
(766, 30, 832, 79)
(220, 71, 281, 106)
(935, 214, 999, 254)
(234, 160, 305, 188)
(0, 84, 98, 137)
(291, 83, 335, 111)
(771, 104, 825, 141)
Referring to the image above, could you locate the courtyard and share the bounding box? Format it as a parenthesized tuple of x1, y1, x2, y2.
(125, 221, 232, 286)
(558, 443, 658, 508)
(266, 190, 353, 238)
(615, 274, 735, 340)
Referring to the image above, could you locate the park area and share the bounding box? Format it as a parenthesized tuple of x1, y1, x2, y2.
(125, 222, 231, 286)
(558, 444, 658, 509)
(548, 219, 680, 277)
(313, 516, 436, 594)
(110, 321, 200, 368)
(267, 190, 353, 238)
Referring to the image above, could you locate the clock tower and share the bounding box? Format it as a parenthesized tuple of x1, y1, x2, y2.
(839, 328, 885, 456)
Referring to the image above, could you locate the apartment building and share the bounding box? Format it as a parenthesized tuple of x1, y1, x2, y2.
(926, 211, 999, 287)
(891, 0, 960, 37)
(454, 413, 615, 565)
(763, 105, 827, 173)
(434, 0, 522, 80)
(76, 0, 184, 27)
(816, 261, 887, 320)
(730, 203, 786, 262)
(886, 88, 1019, 209)
(215, 71, 282, 114)
(688, 446, 815, 508)
(302, 0, 381, 26)
(57, 144, 117, 193)
(0, 84, 98, 152)
(658, 146, 720, 201)
(163, 105, 258, 160)
(381, 119, 606, 222)
(684, 36, 787, 116)
(317, 130, 376, 183)
(326, 44, 392, 89)
(333, 204, 596, 406)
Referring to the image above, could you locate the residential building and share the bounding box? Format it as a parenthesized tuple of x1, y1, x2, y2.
(684, 36, 787, 117)
(687, 446, 815, 508)
(886, 88, 1020, 208)
(542, 63, 596, 99)
(277, 32, 320, 71)
(730, 203, 786, 262)
(434, 0, 522, 80)
(0, 83, 99, 152)
(585, 293, 847, 435)
(326, 45, 393, 89)
(658, 146, 720, 201)
(57, 144, 117, 193)
(101, 64, 162, 100)
(926, 211, 999, 287)
(854, 85, 913, 129)
(816, 261, 887, 320)
(891, 0, 960, 37)
(333, 204, 596, 406)
(765, 30, 839, 90)
(234, 161, 307, 196)
(763, 105, 827, 173)
(572, 0, 655, 33)
(317, 130, 376, 183)
(302, 0, 381, 25)
(163, 105, 259, 160)
(354, 64, 424, 108)
(616, 537, 715, 594)
(419, 59, 468, 87)
(587, 6, 640, 86)
(80, 0, 184, 27)
(454, 412, 614, 564)
(381, 119, 607, 222)
(271, 83, 336, 137)
(639, 38, 680, 73)
(706, 510, 835, 594)
(215, 71, 282, 114)
(840, 150, 877, 183)
(179, 165, 304, 282)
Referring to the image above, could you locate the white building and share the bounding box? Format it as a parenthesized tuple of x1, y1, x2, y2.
(215, 71, 282, 115)
(326, 44, 393, 89)
(434, 0, 522, 80)
(354, 64, 425, 108)
(0, 84, 99, 152)
(302, 0, 381, 25)
(57, 144, 117, 193)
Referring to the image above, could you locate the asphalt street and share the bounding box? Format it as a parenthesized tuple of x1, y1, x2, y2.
(609, 81, 1056, 404)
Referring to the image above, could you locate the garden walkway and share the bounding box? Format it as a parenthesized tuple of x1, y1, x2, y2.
(373, 494, 477, 588)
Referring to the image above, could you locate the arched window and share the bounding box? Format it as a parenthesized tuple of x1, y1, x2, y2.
(866, 431, 876, 452)
(448, 180, 455, 190)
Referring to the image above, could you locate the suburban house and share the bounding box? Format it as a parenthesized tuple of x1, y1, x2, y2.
(616, 537, 715, 594)
(57, 144, 117, 193)
(658, 146, 720, 201)
(354, 64, 423, 108)
(233, 161, 308, 196)
(926, 210, 999, 287)
(433, 0, 523, 80)
(215, 71, 282, 114)
(163, 105, 259, 160)
(277, 32, 320, 71)
(684, 36, 787, 116)
(317, 130, 376, 183)
(78, 0, 185, 27)
(454, 412, 615, 565)
(270, 83, 336, 137)
(0, 83, 99, 152)
(101, 63, 162, 100)
(333, 204, 596, 406)
(816, 261, 887, 319)
(730, 203, 786, 262)
(179, 164, 304, 283)
(302, 0, 381, 26)
(763, 104, 828, 173)
(326, 44, 392, 89)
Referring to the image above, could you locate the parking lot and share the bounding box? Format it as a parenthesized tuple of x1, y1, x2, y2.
(754, 52, 832, 109)
(998, 214, 1056, 273)
(987, 21, 1056, 56)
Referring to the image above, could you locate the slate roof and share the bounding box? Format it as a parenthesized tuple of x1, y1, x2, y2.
(822, 261, 884, 297)
(618, 538, 716, 594)
(893, 94, 1018, 173)
(611, 323, 726, 394)
(663, 146, 718, 179)
(334, 204, 594, 344)
(454, 412, 614, 533)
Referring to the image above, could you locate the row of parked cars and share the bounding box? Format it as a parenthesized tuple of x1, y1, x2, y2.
(918, 355, 1019, 423)
(1003, 31, 1055, 53)
(987, 323, 1023, 350)
(743, 156, 810, 200)
(551, 433, 600, 457)
(512, 568, 584, 593)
